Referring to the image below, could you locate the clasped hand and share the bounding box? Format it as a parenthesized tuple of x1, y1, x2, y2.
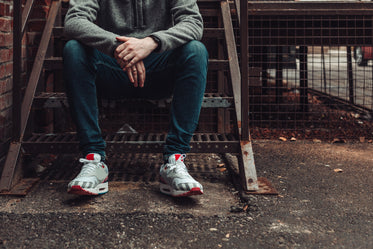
(114, 36, 157, 87)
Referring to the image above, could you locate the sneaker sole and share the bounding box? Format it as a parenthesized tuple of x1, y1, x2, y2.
(160, 183, 203, 197)
(68, 182, 108, 195)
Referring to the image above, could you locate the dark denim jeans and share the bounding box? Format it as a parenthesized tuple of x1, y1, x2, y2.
(63, 40, 208, 161)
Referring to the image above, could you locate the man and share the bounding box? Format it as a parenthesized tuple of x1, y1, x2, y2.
(63, 0, 208, 197)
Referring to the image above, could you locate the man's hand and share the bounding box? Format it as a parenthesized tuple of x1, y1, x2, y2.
(127, 61, 146, 87)
(114, 36, 158, 87)
(114, 36, 158, 70)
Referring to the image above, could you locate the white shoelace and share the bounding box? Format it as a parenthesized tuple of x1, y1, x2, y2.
(78, 158, 100, 176)
(166, 162, 189, 178)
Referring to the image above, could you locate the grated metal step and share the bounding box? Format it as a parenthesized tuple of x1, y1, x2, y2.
(33, 92, 234, 108)
(22, 133, 240, 154)
(41, 153, 227, 184)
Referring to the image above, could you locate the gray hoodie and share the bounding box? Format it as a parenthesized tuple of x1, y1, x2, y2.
(64, 0, 204, 56)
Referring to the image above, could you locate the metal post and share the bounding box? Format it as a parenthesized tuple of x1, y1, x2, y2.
(12, 0, 22, 141)
(240, 0, 249, 140)
(299, 46, 308, 113)
(347, 46, 354, 104)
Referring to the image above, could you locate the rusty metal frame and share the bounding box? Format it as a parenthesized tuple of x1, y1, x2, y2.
(221, 0, 260, 192)
(22, 0, 36, 35)
(12, 0, 37, 140)
(12, 0, 21, 141)
(246, 2, 373, 16)
(0, 0, 61, 192)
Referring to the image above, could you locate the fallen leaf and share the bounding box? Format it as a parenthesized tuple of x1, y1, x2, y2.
(279, 137, 287, 141)
(217, 163, 225, 168)
(313, 139, 322, 143)
(6, 199, 21, 208)
(369, 140, 373, 143)
(290, 137, 296, 141)
(334, 168, 343, 173)
(219, 168, 227, 172)
(360, 137, 366, 143)
(243, 204, 249, 211)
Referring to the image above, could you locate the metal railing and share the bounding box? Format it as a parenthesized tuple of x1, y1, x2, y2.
(243, 1, 373, 140)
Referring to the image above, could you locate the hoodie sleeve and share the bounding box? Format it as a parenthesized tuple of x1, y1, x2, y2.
(64, 0, 120, 56)
(149, 0, 203, 53)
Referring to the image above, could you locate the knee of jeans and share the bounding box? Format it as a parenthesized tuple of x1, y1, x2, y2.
(181, 40, 209, 64)
(63, 40, 87, 60)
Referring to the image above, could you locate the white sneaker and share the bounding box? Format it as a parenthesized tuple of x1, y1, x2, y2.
(160, 154, 203, 197)
(67, 153, 109, 195)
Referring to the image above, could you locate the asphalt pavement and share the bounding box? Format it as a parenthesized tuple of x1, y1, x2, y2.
(0, 140, 372, 248)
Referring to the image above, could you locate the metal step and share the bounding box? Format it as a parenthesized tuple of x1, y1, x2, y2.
(33, 92, 233, 108)
(44, 57, 229, 71)
(22, 133, 240, 153)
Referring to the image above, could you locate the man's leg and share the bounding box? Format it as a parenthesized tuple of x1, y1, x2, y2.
(154, 41, 209, 197)
(163, 40, 209, 158)
(63, 40, 106, 159)
(137, 40, 209, 156)
(63, 40, 139, 158)
(63, 40, 135, 195)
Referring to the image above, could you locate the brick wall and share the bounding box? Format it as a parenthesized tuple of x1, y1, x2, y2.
(0, 0, 13, 164)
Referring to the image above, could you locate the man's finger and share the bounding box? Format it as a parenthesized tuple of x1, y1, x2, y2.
(127, 69, 135, 85)
(132, 66, 138, 86)
(137, 62, 145, 87)
(115, 43, 126, 57)
(119, 49, 132, 62)
(116, 36, 130, 42)
(124, 56, 138, 69)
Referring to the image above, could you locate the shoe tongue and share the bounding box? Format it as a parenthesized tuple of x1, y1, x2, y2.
(86, 153, 101, 161)
(169, 154, 184, 164)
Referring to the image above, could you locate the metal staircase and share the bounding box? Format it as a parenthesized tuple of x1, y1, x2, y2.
(1, 0, 275, 195)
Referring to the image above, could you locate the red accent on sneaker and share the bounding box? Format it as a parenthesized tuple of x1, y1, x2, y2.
(68, 185, 97, 196)
(86, 153, 95, 160)
(175, 187, 203, 197)
(174, 154, 181, 161)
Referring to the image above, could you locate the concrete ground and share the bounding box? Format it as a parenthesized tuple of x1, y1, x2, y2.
(0, 140, 372, 248)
